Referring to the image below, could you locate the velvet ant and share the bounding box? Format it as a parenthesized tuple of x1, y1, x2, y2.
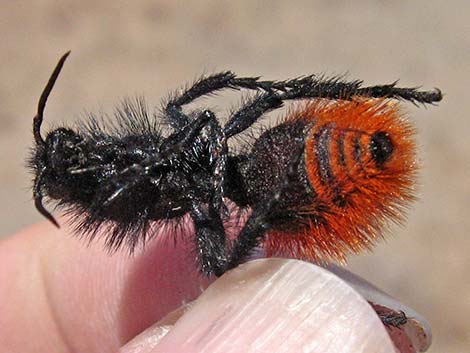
(29, 52, 442, 277)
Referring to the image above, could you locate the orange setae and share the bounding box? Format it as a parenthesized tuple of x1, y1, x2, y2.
(265, 98, 417, 263)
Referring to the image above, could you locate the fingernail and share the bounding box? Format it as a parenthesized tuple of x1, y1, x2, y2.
(327, 264, 432, 352)
(119, 325, 172, 353)
(151, 258, 396, 353)
(119, 304, 192, 353)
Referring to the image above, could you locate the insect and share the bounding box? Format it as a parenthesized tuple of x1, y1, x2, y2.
(29, 52, 442, 277)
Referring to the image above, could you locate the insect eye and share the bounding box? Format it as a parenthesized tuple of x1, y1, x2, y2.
(370, 131, 394, 167)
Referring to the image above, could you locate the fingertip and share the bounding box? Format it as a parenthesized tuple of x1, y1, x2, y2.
(148, 258, 396, 353)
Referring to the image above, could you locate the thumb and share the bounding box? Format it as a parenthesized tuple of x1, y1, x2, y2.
(121, 258, 396, 353)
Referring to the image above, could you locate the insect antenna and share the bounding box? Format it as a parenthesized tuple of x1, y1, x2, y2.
(33, 51, 71, 146)
(32, 51, 70, 228)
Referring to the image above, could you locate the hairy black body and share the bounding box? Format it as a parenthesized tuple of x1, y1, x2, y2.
(30, 52, 442, 277)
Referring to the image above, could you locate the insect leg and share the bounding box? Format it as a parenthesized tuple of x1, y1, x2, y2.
(163, 72, 277, 128)
(159, 109, 230, 218)
(191, 202, 228, 277)
(224, 92, 283, 138)
(356, 83, 442, 104)
(223, 77, 441, 138)
(378, 310, 408, 328)
(225, 145, 304, 272)
(276, 76, 442, 105)
(103, 110, 219, 209)
(161, 109, 229, 217)
(224, 186, 287, 273)
(164, 72, 242, 128)
(159, 110, 214, 156)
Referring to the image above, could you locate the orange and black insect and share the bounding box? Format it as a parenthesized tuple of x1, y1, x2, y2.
(29, 52, 442, 276)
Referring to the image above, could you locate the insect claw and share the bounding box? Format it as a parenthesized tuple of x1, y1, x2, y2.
(379, 310, 408, 328)
(432, 87, 443, 101)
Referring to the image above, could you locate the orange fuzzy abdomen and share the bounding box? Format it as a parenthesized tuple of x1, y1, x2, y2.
(264, 98, 417, 263)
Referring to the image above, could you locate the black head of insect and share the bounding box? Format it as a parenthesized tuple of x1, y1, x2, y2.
(36, 127, 84, 192)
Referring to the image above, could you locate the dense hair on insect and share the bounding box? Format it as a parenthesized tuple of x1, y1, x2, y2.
(29, 52, 442, 277)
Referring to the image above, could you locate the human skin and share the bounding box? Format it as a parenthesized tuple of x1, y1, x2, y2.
(0, 221, 398, 353)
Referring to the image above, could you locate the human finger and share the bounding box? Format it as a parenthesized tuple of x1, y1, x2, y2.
(122, 258, 397, 353)
(0, 220, 210, 353)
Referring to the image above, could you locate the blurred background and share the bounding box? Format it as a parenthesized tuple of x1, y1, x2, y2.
(1, 1, 468, 351)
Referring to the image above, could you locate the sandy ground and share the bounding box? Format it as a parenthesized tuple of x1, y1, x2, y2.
(1, 1, 469, 352)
